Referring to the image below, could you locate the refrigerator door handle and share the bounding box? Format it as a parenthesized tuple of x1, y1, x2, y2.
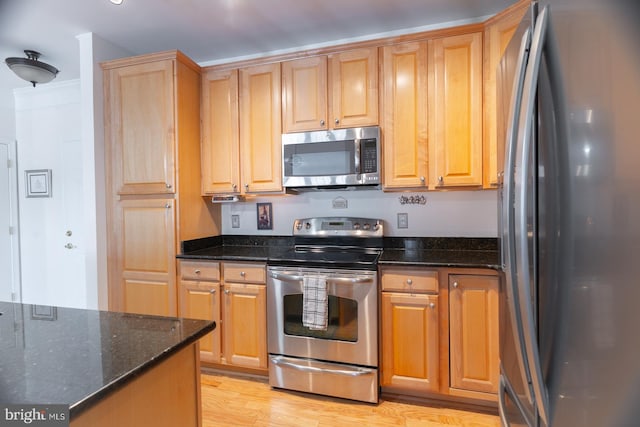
(514, 5, 551, 426)
(502, 25, 536, 413)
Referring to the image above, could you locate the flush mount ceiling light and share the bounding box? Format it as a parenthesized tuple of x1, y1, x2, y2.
(5, 50, 59, 87)
(110, 0, 124, 4)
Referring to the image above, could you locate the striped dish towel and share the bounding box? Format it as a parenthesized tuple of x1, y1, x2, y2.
(302, 275, 328, 330)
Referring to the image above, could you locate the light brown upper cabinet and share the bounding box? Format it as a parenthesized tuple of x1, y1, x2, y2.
(281, 47, 378, 133)
(428, 32, 483, 189)
(381, 42, 429, 189)
(239, 63, 283, 194)
(483, 0, 529, 188)
(105, 58, 176, 195)
(201, 69, 241, 195)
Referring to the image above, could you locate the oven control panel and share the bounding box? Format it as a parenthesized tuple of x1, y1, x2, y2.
(293, 217, 383, 237)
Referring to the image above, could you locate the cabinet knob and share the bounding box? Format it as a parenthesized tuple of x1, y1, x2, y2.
(244, 184, 249, 190)
(452, 281, 459, 288)
(334, 118, 340, 125)
(194, 269, 201, 275)
(406, 278, 413, 286)
(164, 203, 171, 209)
(438, 176, 444, 184)
(224, 289, 230, 294)
(429, 302, 436, 309)
(240, 271, 246, 277)
(166, 183, 172, 189)
(209, 289, 216, 294)
(420, 176, 425, 183)
(320, 119, 325, 126)
(232, 184, 237, 190)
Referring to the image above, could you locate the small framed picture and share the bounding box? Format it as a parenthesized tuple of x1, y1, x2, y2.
(25, 169, 52, 198)
(256, 202, 273, 230)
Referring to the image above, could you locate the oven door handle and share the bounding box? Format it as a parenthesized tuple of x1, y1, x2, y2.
(269, 271, 375, 284)
(270, 356, 374, 377)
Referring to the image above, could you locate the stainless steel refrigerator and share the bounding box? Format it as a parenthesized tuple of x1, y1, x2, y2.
(498, 0, 640, 425)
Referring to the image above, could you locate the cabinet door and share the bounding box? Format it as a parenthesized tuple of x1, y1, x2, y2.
(222, 282, 267, 369)
(105, 59, 176, 195)
(429, 32, 483, 188)
(239, 63, 282, 193)
(201, 68, 240, 195)
(483, 3, 528, 188)
(179, 280, 221, 363)
(329, 47, 379, 128)
(282, 56, 328, 133)
(381, 292, 439, 394)
(449, 274, 499, 395)
(112, 198, 176, 316)
(381, 42, 429, 189)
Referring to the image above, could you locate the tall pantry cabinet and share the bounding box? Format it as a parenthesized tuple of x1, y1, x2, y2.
(103, 50, 220, 316)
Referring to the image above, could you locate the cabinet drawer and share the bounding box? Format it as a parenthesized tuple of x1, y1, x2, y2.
(179, 261, 220, 282)
(223, 263, 266, 283)
(381, 268, 438, 293)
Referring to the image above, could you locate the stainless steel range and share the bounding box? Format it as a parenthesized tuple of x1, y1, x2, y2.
(267, 217, 383, 403)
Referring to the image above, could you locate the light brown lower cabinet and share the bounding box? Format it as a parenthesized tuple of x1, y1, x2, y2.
(178, 260, 267, 372)
(381, 292, 440, 393)
(380, 267, 499, 404)
(448, 273, 500, 397)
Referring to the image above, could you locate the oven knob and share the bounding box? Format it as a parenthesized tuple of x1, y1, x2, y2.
(353, 223, 360, 230)
(363, 223, 371, 230)
(373, 223, 380, 231)
(295, 222, 302, 230)
(305, 222, 311, 230)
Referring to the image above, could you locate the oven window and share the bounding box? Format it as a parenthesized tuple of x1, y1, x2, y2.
(282, 294, 357, 342)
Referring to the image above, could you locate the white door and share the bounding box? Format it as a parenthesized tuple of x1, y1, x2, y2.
(0, 139, 20, 302)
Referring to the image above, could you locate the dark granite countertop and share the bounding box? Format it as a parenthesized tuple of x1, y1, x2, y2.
(0, 301, 215, 419)
(178, 235, 500, 270)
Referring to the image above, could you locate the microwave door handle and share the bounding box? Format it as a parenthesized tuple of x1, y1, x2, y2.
(514, 5, 551, 426)
(355, 139, 361, 174)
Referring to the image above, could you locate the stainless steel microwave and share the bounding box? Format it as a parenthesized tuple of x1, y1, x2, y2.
(282, 126, 380, 190)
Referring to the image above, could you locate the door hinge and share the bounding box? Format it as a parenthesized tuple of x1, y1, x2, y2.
(9, 226, 15, 235)
(6, 158, 12, 168)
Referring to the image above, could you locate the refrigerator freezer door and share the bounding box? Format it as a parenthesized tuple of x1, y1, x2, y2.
(498, 20, 536, 427)
(513, 6, 552, 425)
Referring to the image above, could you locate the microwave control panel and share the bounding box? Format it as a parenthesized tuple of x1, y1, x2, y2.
(360, 138, 378, 173)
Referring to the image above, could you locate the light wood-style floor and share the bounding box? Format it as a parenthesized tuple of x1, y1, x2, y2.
(201, 372, 501, 427)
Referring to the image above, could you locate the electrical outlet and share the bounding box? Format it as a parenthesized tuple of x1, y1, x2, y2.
(231, 215, 240, 228)
(397, 213, 408, 229)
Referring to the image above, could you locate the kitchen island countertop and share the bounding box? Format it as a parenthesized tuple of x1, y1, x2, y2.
(0, 301, 215, 420)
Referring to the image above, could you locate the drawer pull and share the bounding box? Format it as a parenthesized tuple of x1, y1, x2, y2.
(194, 269, 201, 275)
(406, 279, 413, 285)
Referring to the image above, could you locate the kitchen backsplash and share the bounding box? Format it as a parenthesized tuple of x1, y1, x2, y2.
(220, 188, 497, 237)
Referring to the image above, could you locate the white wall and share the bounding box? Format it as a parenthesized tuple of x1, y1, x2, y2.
(15, 80, 86, 308)
(0, 105, 16, 142)
(221, 189, 498, 237)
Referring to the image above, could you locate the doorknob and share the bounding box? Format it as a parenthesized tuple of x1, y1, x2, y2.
(64, 243, 76, 249)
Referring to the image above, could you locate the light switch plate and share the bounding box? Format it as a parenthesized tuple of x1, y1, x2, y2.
(397, 213, 408, 229)
(231, 215, 240, 228)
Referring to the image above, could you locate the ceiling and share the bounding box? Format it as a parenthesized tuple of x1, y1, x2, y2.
(0, 0, 517, 108)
